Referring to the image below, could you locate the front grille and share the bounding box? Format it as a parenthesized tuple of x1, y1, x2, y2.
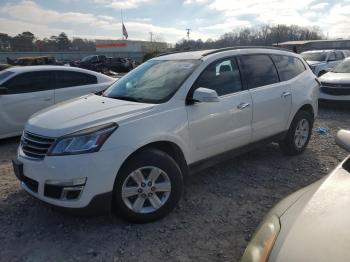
(23, 176, 39, 193)
(321, 82, 350, 88)
(21, 131, 55, 160)
(320, 86, 350, 96)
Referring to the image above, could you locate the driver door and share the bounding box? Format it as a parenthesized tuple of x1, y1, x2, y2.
(186, 57, 252, 163)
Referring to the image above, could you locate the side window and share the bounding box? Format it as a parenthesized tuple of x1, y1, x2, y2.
(335, 51, 344, 60)
(271, 55, 306, 81)
(55, 71, 98, 89)
(328, 52, 336, 61)
(193, 58, 242, 96)
(3, 71, 54, 94)
(237, 55, 279, 89)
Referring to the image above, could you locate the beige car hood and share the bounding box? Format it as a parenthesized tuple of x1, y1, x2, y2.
(270, 157, 350, 262)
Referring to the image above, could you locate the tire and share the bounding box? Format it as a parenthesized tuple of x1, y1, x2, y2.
(279, 110, 313, 155)
(112, 148, 183, 223)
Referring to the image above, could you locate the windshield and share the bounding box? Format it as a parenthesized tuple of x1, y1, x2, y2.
(81, 55, 95, 62)
(332, 59, 350, 73)
(0, 71, 15, 82)
(103, 59, 200, 103)
(301, 52, 327, 62)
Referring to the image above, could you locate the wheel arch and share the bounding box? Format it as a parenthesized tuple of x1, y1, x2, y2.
(118, 140, 189, 179)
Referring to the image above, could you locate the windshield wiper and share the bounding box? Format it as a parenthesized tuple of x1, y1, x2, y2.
(107, 95, 144, 102)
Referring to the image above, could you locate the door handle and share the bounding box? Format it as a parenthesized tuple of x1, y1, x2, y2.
(281, 92, 291, 98)
(237, 102, 250, 110)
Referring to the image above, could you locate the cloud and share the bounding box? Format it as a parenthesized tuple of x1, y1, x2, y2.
(92, 0, 154, 9)
(310, 2, 329, 10)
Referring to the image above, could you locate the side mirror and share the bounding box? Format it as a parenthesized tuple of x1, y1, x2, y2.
(192, 87, 220, 103)
(0, 86, 8, 95)
(336, 130, 350, 152)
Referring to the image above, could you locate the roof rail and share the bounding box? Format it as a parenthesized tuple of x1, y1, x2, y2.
(156, 50, 201, 57)
(202, 46, 293, 56)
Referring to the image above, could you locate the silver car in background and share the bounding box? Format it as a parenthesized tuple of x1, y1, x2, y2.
(242, 129, 350, 262)
(319, 57, 350, 103)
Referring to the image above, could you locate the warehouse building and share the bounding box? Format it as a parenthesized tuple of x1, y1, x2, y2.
(274, 39, 350, 53)
(95, 39, 168, 62)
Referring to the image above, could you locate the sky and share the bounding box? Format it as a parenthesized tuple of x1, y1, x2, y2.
(0, 0, 350, 43)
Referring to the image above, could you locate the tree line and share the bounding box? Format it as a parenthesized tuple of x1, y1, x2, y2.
(0, 32, 96, 52)
(175, 24, 324, 50)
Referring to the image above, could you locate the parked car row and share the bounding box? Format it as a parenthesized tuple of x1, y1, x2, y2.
(70, 55, 136, 73)
(1, 55, 137, 75)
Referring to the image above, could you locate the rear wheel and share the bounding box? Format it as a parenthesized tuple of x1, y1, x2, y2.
(279, 110, 313, 155)
(113, 148, 183, 223)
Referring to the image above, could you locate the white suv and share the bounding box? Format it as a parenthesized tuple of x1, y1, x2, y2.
(13, 47, 319, 223)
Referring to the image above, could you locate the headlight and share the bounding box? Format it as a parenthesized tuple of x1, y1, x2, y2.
(48, 123, 118, 156)
(241, 215, 281, 262)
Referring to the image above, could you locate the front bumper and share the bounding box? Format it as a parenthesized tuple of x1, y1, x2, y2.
(14, 146, 132, 212)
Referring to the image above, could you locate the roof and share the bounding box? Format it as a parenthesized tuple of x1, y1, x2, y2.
(155, 46, 294, 60)
(4, 65, 108, 76)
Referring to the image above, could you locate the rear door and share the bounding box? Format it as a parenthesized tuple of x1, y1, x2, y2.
(187, 57, 252, 162)
(237, 54, 291, 142)
(53, 70, 102, 103)
(0, 71, 54, 137)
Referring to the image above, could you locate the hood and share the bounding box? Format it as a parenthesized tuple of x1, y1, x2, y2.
(26, 94, 155, 137)
(319, 72, 350, 84)
(306, 60, 325, 66)
(270, 156, 350, 262)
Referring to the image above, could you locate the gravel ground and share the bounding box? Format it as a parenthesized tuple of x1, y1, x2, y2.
(0, 107, 350, 262)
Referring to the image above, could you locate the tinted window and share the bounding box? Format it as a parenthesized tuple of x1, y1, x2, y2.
(3, 71, 54, 94)
(193, 58, 242, 96)
(238, 55, 279, 89)
(271, 55, 306, 81)
(335, 51, 344, 60)
(328, 52, 336, 61)
(55, 71, 97, 89)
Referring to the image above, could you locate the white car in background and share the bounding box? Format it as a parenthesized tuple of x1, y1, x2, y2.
(0, 66, 115, 139)
(319, 57, 350, 103)
(242, 129, 350, 262)
(301, 49, 350, 77)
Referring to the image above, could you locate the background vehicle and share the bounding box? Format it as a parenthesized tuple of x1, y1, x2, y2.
(301, 49, 350, 77)
(6, 56, 62, 66)
(73, 55, 135, 73)
(242, 129, 350, 262)
(13, 47, 319, 223)
(319, 57, 350, 103)
(0, 66, 115, 139)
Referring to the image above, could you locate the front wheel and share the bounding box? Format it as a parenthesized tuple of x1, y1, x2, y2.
(112, 148, 183, 223)
(279, 111, 313, 155)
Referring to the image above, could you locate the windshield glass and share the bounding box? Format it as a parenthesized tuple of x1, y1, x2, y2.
(301, 52, 327, 62)
(0, 71, 15, 82)
(81, 55, 94, 62)
(332, 59, 350, 73)
(103, 59, 200, 103)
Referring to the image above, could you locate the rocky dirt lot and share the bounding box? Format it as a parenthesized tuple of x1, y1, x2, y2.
(0, 107, 350, 262)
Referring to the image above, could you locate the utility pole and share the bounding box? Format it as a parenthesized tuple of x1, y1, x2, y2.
(186, 28, 191, 41)
(149, 32, 153, 42)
